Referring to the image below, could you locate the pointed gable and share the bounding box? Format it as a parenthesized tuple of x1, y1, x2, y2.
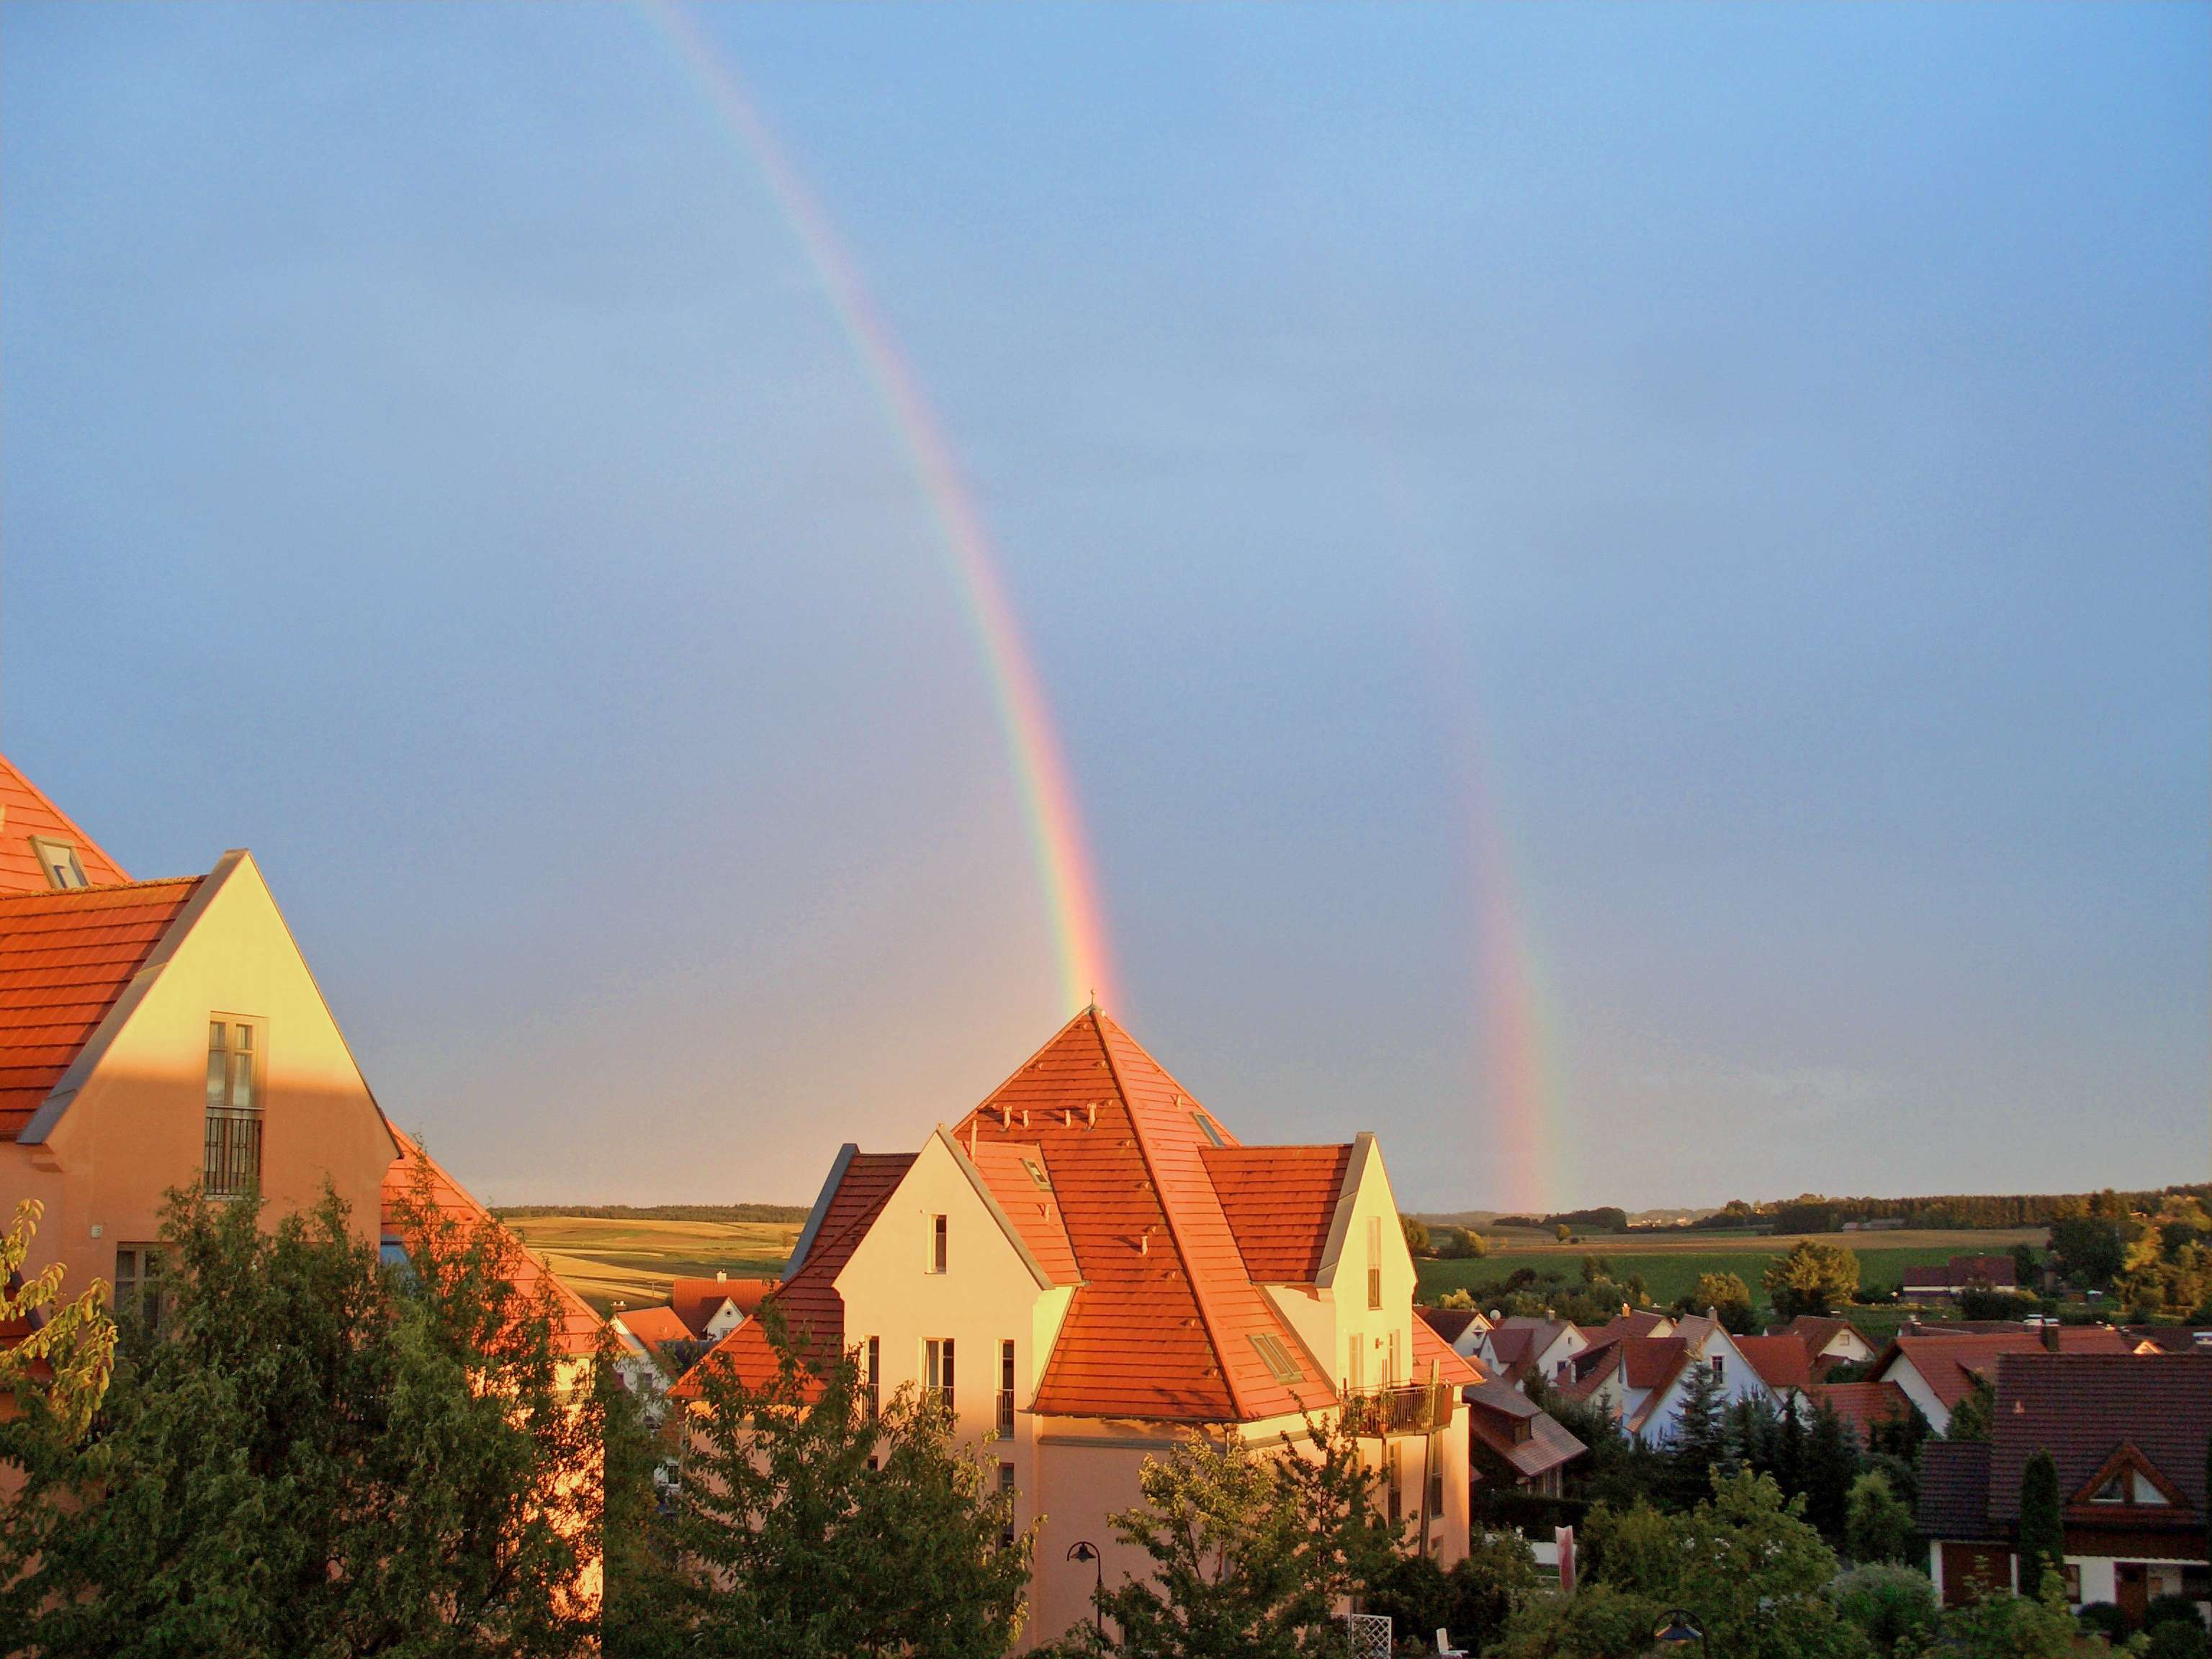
(0, 876, 202, 1137)
(0, 753, 131, 896)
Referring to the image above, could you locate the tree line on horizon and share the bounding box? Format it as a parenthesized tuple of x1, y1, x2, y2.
(1423, 1182, 2212, 1238)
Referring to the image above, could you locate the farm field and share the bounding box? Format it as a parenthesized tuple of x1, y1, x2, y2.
(500, 1213, 804, 1316)
(1413, 1226, 2044, 1321)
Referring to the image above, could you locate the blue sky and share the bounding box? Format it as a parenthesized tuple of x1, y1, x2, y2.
(4, 3, 2204, 1210)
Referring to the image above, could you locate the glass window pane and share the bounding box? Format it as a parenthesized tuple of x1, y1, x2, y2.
(230, 1052, 254, 1112)
(207, 1046, 228, 1110)
(235, 1025, 252, 1052)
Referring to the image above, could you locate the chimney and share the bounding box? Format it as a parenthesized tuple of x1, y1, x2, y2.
(716, 1270, 728, 1283)
(2042, 1318, 2059, 1352)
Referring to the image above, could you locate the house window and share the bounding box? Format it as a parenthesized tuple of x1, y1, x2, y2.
(1348, 1336, 1364, 1390)
(927, 1215, 948, 1274)
(997, 1339, 1016, 1440)
(30, 837, 87, 891)
(203, 1018, 263, 1199)
(1388, 1442, 1403, 1524)
(1367, 1217, 1383, 1310)
(1387, 1328, 1401, 1385)
(1249, 1331, 1303, 1386)
(998, 1461, 1017, 1547)
(1429, 1449, 1445, 1516)
(1020, 1158, 1051, 1190)
(1192, 1109, 1224, 1147)
(866, 1336, 881, 1419)
(113, 1245, 165, 1329)
(1709, 1354, 1724, 1382)
(925, 1337, 955, 1415)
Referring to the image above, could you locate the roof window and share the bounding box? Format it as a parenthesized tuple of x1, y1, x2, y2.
(1020, 1157, 1051, 1190)
(30, 836, 86, 890)
(1193, 1110, 1225, 1147)
(1249, 1331, 1303, 1385)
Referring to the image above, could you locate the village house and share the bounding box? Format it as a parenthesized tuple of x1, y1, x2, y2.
(1462, 1376, 1582, 1498)
(676, 1010, 1478, 1649)
(1476, 1316, 1589, 1392)
(1557, 1313, 1766, 1443)
(1774, 1313, 1878, 1367)
(1866, 1326, 2133, 1436)
(1902, 1254, 2020, 1302)
(1416, 1303, 1493, 1361)
(1917, 1354, 2211, 1627)
(668, 1272, 775, 1341)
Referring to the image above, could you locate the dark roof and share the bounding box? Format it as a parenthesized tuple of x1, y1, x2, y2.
(1420, 1306, 1482, 1345)
(1465, 1378, 1585, 1480)
(1987, 1354, 2212, 1524)
(1919, 1440, 1995, 1539)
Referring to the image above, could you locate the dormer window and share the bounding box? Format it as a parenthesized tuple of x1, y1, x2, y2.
(30, 836, 86, 891)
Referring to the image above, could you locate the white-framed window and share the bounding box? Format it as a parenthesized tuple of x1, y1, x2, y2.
(927, 1214, 948, 1274)
(29, 836, 87, 891)
(1387, 1328, 1401, 1385)
(204, 1017, 264, 1199)
(1711, 1355, 1725, 1383)
(925, 1337, 955, 1414)
(114, 1244, 166, 1329)
(1367, 1216, 1383, 1310)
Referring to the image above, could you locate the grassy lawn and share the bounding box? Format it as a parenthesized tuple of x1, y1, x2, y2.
(1415, 1227, 2043, 1323)
(500, 1214, 804, 1316)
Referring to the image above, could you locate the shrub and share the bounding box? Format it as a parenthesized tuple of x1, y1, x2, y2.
(2151, 1621, 2212, 1659)
(1828, 1563, 1938, 1655)
(2149, 1593, 2211, 1632)
(2075, 1601, 2129, 1642)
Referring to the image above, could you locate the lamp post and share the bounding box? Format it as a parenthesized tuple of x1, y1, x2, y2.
(1066, 1540, 1104, 1635)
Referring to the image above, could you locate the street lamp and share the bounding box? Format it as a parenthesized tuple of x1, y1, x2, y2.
(1066, 1540, 1104, 1635)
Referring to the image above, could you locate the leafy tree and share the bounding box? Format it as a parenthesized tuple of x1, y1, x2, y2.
(1866, 1399, 1931, 1469)
(672, 1310, 1033, 1658)
(1947, 1372, 1996, 1442)
(1843, 1471, 1915, 1565)
(0, 1179, 603, 1658)
(2149, 1619, 2212, 1659)
(1401, 1215, 1431, 1257)
(1066, 1414, 1398, 1659)
(1523, 1375, 1666, 1514)
(2049, 1215, 2131, 1289)
(599, 1341, 693, 1659)
(1763, 1241, 1861, 1320)
(1827, 1563, 1938, 1655)
(1679, 1272, 1756, 1333)
(1361, 1531, 1538, 1655)
(1483, 1583, 1667, 1659)
(2014, 1450, 2064, 1604)
(0, 1197, 116, 1439)
(1938, 1582, 2077, 1658)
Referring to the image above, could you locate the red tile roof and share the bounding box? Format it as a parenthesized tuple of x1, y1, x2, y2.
(1201, 1143, 1354, 1284)
(381, 1128, 601, 1358)
(1620, 1336, 1691, 1392)
(0, 754, 131, 896)
(667, 1276, 777, 1338)
(1985, 1354, 2212, 1525)
(966, 1140, 1081, 1284)
(1782, 1315, 1866, 1356)
(1411, 1315, 1481, 1388)
(618, 1305, 696, 1349)
(1877, 1329, 2133, 1411)
(1812, 1380, 1914, 1443)
(1732, 1335, 1817, 1393)
(0, 877, 200, 1138)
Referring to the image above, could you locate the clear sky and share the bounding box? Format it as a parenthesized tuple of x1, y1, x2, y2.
(4, 3, 2205, 1213)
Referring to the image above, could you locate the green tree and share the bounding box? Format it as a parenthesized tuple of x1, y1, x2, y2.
(0, 1179, 603, 1658)
(1827, 1563, 1938, 1655)
(0, 1197, 116, 1439)
(1947, 1372, 1996, 1442)
(1483, 1583, 1668, 1659)
(2014, 1450, 2064, 1603)
(673, 1310, 1033, 1658)
(1843, 1471, 1915, 1565)
(1763, 1241, 1861, 1320)
(2049, 1215, 2129, 1288)
(599, 1341, 693, 1659)
(1362, 1531, 1539, 1655)
(1062, 1414, 1396, 1659)
(1401, 1215, 1431, 1257)
(1938, 1583, 2078, 1658)
(1802, 1399, 1861, 1541)
(1680, 1272, 1757, 1333)
(1665, 1355, 1732, 1508)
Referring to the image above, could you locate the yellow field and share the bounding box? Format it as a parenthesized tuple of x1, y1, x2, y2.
(501, 1214, 804, 1315)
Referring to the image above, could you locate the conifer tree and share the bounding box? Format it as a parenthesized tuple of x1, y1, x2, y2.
(1667, 1355, 1732, 1508)
(2016, 1449, 2066, 1601)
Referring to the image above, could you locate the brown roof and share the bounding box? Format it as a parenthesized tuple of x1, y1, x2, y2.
(1903, 1254, 2018, 1290)
(1202, 1143, 1354, 1283)
(0, 754, 132, 896)
(1783, 1315, 1865, 1354)
(1812, 1380, 1914, 1443)
(1877, 1329, 2132, 1411)
(381, 1128, 602, 1358)
(1587, 1309, 1672, 1345)
(1985, 1354, 2212, 1525)
(1465, 1377, 1586, 1480)
(1621, 1336, 1691, 1391)
(1732, 1335, 1817, 1393)
(0, 877, 201, 1138)
(1918, 1439, 1994, 1539)
(1420, 1306, 1483, 1345)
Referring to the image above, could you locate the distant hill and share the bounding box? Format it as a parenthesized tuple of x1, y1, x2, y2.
(492, 1202, 813, 1224)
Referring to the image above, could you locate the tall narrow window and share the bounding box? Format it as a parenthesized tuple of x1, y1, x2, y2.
(1366, 1216, 1383, 1310)
(1388, 1442, 1403, 1524)
(928, 1214, 948, 1274)
(30, 837, 86, 891)
(926, 1338, 956, 1416)
(997, 1339, 1016, 1440)
(997, 1461, 1017, 1547)
(114, 1245, 166, 1330)
(1429, 1450, 1445, 1517)
(1387, 1328, 1401, 1385)
(1711, 1355, 1725, 1384)
(1347, 1335, 1364, 1391)
(865, 1336, 881, 1419)
(203, 1018, 262, 1199)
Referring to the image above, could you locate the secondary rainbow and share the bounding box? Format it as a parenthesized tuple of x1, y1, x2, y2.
(638, 1, 1116, 1015)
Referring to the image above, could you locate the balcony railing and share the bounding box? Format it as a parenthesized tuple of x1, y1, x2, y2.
(1339, 1379, 1455, 1438)
(203, 1110, 262, 1200)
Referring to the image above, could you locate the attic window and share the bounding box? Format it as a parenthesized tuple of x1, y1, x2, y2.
(2092, 1473, 2131, 1504)
(1249, 1331, 1303, 1386)
(30, 837, 86, 891)
(1020, 1158, 1051, 1190)
(1192, 1110, 1224, 1148)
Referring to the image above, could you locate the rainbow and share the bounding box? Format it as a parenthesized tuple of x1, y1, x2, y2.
(637, 1, 1116, 1015)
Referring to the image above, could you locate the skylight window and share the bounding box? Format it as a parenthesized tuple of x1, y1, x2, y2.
(30, 837, 86, 891)
(1020, 1157, 1051, 1190)
(1192, 1110, 1224, 1148)
(1249, 1331, 1303, 1385)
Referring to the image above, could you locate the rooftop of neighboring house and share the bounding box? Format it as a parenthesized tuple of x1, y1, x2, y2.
(667, 1274, 778, 1338)
(1873, 1327, 2136, 1411)
(1732, 1334, 1817, 1393)
(1777, 1314, 1868, 1355)
(679, 1009, 1467, 1424)
(1902, 1254, 2018, 1290)
(1464, 1375, 1586, 1481)
(1917, 1354, 2212, 1541)
(1581, 1308, 1673, 1346)
(2122, 1326, 2212, 1354)
(382, 1126, 603, 1359)
(1419, 1306, 1485, 1345)
(0, 753, 132, 896)
(617, 1305, 696, 1349)
(1809, 1380, 1914, 1443)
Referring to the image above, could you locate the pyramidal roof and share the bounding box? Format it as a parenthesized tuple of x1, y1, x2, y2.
(0, 752, 132, 895)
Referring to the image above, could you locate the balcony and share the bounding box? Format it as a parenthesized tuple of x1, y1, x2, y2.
(1339, 1379, 1455, 1438)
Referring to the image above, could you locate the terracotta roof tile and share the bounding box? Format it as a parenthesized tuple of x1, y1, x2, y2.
(1812, 1380, 1913, 1443)
(1732, 1335, 1817, 1393)
(1878, 1329, 2133, 1411)
(965, 1140, 1081, 1284)
(1985, 1353, 2212, 1524)
(618, 1305, 696, 1349)
(1201, 1143, 1353, 1284)
(381, 1128, 602, 1358)
(0, 878, 200, 1138)
(667, 1276, 777, 1338)
(0, 755, 131, 897)
(1411, 1315, 1481, 1388)
(1465, 1377, 1586, 1480)
(1918, 1440, 1995, 1539)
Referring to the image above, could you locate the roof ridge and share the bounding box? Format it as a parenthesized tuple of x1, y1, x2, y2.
(967, 1005, 1107, 1122)
(0, 871, 202, 904)
(1093, 1011, 1260, 1419)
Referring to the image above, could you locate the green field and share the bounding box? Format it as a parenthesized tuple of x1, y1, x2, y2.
(1415, 1226, 2043, 1323)
(500, 1213, 804, 1316)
